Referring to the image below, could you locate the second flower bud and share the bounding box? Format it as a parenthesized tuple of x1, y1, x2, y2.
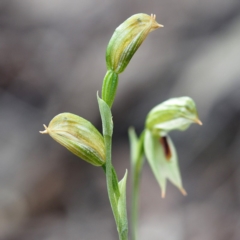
(40, 113, 105, 166)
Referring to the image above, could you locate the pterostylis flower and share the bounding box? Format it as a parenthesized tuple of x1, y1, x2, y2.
(38, 12, 205, 240)
(102, 13, 163, 108)
(106, 13, 163, 74)
(40, 113, 105, 166)
(144, 97, 202, 197)
(146, 97, 202, 135)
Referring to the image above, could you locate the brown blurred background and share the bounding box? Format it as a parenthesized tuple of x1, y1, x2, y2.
(0, 0, 240, 239)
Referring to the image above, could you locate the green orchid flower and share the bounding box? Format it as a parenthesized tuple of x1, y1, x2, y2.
(144, 97, 202, 197)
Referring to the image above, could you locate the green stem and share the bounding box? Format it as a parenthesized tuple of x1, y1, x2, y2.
(104, 135, 127, 240)
(102, 164, 120, 202)
(104, 135, 119, 223)
(98, 95, 128, 240)
(131, 155, 142, 240)
(130, 131, 145, 240)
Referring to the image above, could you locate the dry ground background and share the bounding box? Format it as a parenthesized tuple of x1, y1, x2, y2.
(0, 0, 240, 239)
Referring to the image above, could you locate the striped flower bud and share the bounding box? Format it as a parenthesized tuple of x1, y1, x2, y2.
(106, 13, 163, 74)
(40, 113, 105, 166)
(145, 97, 202, 135)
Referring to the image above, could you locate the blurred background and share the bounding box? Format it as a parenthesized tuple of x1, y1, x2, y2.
(0, 0, 240, 239)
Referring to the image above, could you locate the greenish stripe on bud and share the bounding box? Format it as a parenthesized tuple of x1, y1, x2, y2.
(40, 113, 105, 166)
(146, 97, 202, 135)
(101, 70, 119, 108)
(106, 13, 163, 74)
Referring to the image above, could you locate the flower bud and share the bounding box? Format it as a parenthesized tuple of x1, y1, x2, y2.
(40, 113, 105, 166)
(101, 70, 119, 108)
(106, 13, 163, 74)
(145, 97, 202, 135)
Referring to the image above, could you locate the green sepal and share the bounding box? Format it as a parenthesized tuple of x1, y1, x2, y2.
(146, 97, 202, 135)
(117, 170, 128, 239)
(102, 70, 119, 108)
(144, 130, 186, 197)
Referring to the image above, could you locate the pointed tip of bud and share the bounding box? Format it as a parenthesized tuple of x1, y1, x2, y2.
(180, 188, 187, 196)
(161, 191, 166, 198)
(195, 119, 203, 126)
(39, 124, 49, 134)
(150, 13, 164, 30)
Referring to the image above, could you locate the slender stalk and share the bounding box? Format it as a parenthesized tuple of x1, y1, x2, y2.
(102, 164, 120, 200)
(104, 135, 128, 240)
(98, 86, 128, 240)
(130, 131, 145, 240)
(104, 135, 119, 226)
(131, 159, 141, 240)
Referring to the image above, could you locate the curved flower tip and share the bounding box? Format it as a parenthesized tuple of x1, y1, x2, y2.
(195, 118, 203, 125)
(161, 188, 187, 198)
(161, 190, 166, 199)
(150, 13, 164, 29)
(180, 188, 187, 196)
(39, 124, 49, 134)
